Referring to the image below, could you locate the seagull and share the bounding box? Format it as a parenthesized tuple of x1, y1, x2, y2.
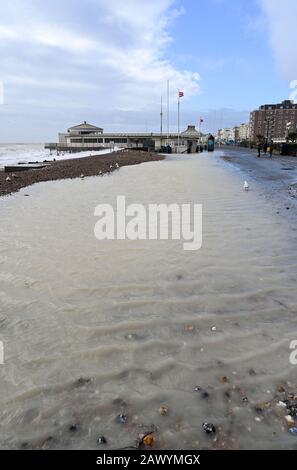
(244, 181, 249, 191)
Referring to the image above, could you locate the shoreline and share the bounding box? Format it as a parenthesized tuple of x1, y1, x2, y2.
(0, 150, 165, 198)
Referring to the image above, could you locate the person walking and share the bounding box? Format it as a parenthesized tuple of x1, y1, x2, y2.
(263, 142, 268, 155)
(257, 143, 261, 158)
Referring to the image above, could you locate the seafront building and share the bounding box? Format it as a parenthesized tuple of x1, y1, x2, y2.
(46, 122, 204, 154)
(238, 123, 250, 142)
(250, 100, 297, 143)
(216, 123, 250, 145)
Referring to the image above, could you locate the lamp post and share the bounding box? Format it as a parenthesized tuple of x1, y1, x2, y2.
(265, 118, 271, 144)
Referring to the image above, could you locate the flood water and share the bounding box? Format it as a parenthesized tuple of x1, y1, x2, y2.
(0, 151, 297, 450)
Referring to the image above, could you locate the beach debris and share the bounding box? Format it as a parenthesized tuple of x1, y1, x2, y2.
(115, 163, 120, 169)
(249, 369, 256, 376)
(142, 433, 154, 447)
(211, 326, 217, 332)
(80, 173, 85, 179)
(69, 423, 81, 432)
(202, 422, 216, 434)
(159, 405, 169, 416)
(242, 396, 249, 403)
(98, 171, 103, 175)
(116, 414, 128, 425)
(244, 181, 249, 191)
(284, 415, 295, 427)
(254, 417, 262, 423)
(5, 176, 11, 182)
(289, 427, 297, 436)
(97, 436, 107, 445)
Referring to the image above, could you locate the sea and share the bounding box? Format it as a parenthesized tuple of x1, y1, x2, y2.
(0, 143, 117, 167)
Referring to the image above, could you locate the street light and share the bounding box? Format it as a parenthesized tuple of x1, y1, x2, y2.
(264, 118, 272, 143)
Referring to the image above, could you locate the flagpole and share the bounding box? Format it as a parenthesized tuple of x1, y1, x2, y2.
(160, 96, 163, 148)
(178, 89, 180, 154)
(167, 80, 169, 145)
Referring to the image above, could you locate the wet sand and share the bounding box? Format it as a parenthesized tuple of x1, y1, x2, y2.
(1, 150, 297, 449)
(0, 150, 164, 197)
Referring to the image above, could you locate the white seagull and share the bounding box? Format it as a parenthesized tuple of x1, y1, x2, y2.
(244, 181, 249, 191)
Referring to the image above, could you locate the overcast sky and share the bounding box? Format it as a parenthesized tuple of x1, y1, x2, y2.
(0, 0, 296, 142)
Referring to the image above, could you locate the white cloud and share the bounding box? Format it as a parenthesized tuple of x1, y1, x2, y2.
(0, 0, 201, 141)
(261, 0, 297, 80)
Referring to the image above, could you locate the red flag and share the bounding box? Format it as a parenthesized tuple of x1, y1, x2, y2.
(179, 91, 184, 98)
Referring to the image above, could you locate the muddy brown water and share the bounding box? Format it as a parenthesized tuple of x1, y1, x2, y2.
(0, 152, 297, 449)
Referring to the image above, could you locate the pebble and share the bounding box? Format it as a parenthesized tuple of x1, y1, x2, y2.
(193, 386, 210, 399)
(184, 325, 194, 333)
(69, 424, 80, 432)
(211, 326, 217, 332)
(116, 414, 128, 425)
(220, 376, 229, 384)
(159, 405, 169, 416)
(143, 433, 154, 447)
(76, 377, 92, 387)
(202, 422, 216, 434)
(277, 401, 287, 408)
(284, 415, 295, 427)
(5, 176, 11, 182)
(97, 436, 107, 445)
(255, 417, 262, 422)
